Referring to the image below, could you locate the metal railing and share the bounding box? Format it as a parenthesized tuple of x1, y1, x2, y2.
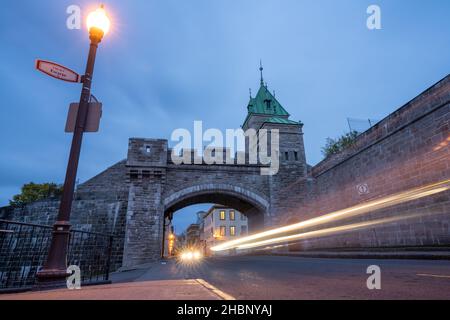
(0, 219, 113, 291)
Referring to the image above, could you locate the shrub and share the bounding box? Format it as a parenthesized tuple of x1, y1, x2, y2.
(9, 182, 63, 207)
(321, 131, 359, 158)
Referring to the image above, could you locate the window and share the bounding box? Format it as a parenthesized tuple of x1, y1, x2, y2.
(220, 226, 226, 237)
(285, 152, 289, 161)
(229, 210, 235, 221)
(145, 146, 151, 153)
(294, 151, 298, 161)
(230, 226, 236, 236)
(219, 210, 226, 220)
(241, 226, 247, 234)
(241, 214, 246, 221)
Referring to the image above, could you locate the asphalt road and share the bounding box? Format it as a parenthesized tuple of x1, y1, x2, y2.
(111, 255, 450, 300)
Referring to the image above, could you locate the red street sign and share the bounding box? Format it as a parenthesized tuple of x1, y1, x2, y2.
(35, 59, 81, 83)
(65, 103, 102, 133)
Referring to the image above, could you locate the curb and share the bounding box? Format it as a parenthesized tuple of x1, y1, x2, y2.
(195, 279, 236, 300)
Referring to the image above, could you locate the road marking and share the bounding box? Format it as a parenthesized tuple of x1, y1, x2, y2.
(417, 273, 450, 279)
(195, 279, 236, 300)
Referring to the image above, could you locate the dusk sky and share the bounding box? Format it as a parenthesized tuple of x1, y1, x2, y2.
(1, 0, 450, 232)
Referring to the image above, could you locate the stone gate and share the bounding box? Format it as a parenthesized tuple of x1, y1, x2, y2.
(2, 71, 449, 271)
(119, 75, 308, 266)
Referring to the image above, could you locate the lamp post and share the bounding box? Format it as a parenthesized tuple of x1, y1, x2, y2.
(36, 5, 111, 288)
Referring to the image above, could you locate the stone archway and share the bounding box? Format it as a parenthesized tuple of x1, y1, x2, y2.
(122, 177, 271, 268)
(121, 133, 305, 268)
(163, 183, 270, 234)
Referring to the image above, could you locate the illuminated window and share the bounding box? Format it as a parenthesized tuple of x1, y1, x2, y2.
(229, 210, 235, 221)
(220, 210, 226, 220)
(230, 226, 236, 236)
(220, 226, 226, 237)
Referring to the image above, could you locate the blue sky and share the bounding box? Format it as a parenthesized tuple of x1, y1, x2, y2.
(1, 0, 450, 232)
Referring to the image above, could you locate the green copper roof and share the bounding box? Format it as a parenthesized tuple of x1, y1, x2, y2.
(263, 117, 299, 125)
(242, 63, 299, 129)
(247, 85, 290, 117)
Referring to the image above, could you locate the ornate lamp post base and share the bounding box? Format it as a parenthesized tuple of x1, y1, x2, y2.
(35, 270, 70, 291)
(35, 221, 72, 290)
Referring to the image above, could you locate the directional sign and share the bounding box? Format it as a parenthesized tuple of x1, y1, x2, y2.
(65, 103, 102, 133)
(35, 59, 81, 83)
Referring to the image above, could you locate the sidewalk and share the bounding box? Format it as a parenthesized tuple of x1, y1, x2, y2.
(0, 279, 235, 300)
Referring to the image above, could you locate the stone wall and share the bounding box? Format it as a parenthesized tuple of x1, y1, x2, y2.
(261, 122, 308, 227)
(281, 75, 450, 250)
(1, 160, 130, 271)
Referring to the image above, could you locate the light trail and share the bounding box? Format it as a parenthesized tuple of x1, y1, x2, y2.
(235, 213, 424, 250)
(257, 244, 287, 251)
(210, 179, 450, 252)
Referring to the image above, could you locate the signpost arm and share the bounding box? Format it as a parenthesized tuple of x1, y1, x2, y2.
(36, 32, 102, 287)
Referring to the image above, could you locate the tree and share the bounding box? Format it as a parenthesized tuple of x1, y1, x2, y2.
(9, 182, 63, 207)
(321, 131, 359, 158)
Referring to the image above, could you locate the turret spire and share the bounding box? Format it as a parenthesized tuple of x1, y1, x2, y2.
(259, 60, 264, 87)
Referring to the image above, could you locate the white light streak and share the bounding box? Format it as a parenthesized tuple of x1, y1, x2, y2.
(236, 214, 423, 250)
(211, 180, 449, 252)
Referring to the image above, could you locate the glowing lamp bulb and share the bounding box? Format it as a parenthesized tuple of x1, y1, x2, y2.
(87, 6, 111, 35)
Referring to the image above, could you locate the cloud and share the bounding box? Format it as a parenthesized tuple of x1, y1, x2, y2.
(1, 0, 450, 209)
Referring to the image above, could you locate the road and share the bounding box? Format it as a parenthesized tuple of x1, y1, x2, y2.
(111, 255, 450, 300)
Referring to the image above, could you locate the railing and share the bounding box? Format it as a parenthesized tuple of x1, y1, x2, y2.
(0, 219, 113, 292)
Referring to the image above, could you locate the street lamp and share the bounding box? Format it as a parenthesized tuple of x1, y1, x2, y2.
(36, 5, 111, 288)
(87, 5, 111, 37)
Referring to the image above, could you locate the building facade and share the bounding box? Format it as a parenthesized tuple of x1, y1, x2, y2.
(186, 223, 201, 247)
(202, 205, 248, 255)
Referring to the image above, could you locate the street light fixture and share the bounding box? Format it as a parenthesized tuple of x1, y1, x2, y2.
(87, 5, 111, 37)
(36, 5, 111, 288)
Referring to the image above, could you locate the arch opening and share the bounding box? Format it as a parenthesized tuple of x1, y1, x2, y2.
(162, 185, 269, 258)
